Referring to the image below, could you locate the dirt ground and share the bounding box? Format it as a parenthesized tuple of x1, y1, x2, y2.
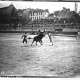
(0, 33, 80, 78)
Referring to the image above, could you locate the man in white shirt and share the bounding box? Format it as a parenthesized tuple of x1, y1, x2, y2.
(48, 32, 54, 45)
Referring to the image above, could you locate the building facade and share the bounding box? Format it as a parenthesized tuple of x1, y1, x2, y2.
(0, 4, 16, 18)
(29, 9, 49, 21)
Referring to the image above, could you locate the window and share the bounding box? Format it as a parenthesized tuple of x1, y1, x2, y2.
(30, 17, 32, 20)
(30, 14, 31, 16)
(32, 12, 34, 16)
(37, 13, 38, 15)
(37, 17, 38, 20)
(32, 17, 34, 21)
(34, 17, 36, 20)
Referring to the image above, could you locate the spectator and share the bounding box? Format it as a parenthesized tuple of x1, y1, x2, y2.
(76, 30, 80, 39)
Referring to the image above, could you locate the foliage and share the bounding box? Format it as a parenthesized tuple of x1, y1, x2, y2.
(69, 11, 80, 23)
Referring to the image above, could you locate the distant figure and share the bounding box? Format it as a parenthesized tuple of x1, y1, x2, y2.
(48, 32, 54, 45)
(38, 29, 41, 35)
(21, 32, 28, 44)
(76, 31, 80, 39)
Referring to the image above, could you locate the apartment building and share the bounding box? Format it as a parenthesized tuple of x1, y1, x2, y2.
(29, 9, 49, 21)
(0, 4, 16, 18)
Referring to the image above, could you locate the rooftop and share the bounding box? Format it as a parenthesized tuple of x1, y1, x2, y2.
(29, 8, 49, 13)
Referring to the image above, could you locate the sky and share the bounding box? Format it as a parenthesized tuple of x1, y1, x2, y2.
(0, 1, 80, 13)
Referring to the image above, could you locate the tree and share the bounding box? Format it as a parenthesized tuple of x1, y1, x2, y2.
(48, 13, 54, 17)
(70, 11, 80, 23)
(21, 10, 30, 24)
(54, 11, 60, 17)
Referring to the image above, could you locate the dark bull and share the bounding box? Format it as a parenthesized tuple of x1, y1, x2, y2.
(31, 32, 45, 46)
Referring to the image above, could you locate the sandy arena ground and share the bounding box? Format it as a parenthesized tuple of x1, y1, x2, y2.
(0, 33, 80, 78)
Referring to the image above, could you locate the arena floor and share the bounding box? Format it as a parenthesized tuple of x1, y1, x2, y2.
(0, 33, 80, 78)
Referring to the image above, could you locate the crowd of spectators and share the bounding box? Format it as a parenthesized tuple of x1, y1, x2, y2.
(27, 18, 80, 28)
(0, 18, 80, 31)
